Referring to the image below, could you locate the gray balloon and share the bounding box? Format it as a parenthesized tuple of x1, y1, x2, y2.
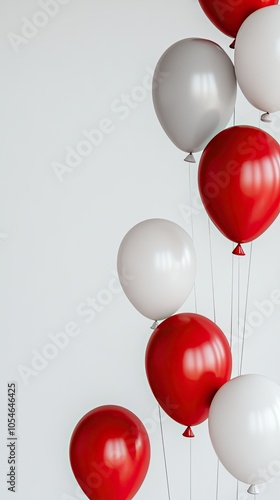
(152, 38, 237, 161)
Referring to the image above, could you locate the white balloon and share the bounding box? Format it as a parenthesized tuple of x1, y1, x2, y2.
(152, 38, 237, 160)
(235, 5, 280, 115)
(117, 219, 196, 320)
(209, 374, 280, 486)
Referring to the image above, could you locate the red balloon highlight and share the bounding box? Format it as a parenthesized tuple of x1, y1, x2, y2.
(145, 313, 232, 436)
(69, 405, 150, 500)
(198, 125, 280, 254)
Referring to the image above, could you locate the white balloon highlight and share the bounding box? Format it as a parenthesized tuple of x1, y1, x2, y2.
(209, 374, 280, 485)
(235, 5, 280, 114)
(117, 218, 196, 320)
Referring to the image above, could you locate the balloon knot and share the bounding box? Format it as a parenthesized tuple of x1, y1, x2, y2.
(184, 153, 196, 163)
(247, 484, 261, 495)
(183, 426, 195, 438)
(150, 320, 159, 330)
(232, 243, 245, 256)
(229, 39, 235, 49)
(261, 112, 272, 123)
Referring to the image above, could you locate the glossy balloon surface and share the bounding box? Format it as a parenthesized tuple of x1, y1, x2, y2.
(152, 38, 236, 155)
(117, 219, 196, 320)
(198, 126, 280, 247)
(70, 405, 150, 500)
(235, 5, 280, 113)
(198, 0, 277, 38)
(209, 374, 280, 484)
(145, 313, 232, 428)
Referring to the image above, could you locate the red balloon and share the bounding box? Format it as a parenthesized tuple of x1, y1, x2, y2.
(69, 405, 150, 500)
(198, 0, 278, 39)
(145, 313, 232, 436)
(198, 125, 280, 255)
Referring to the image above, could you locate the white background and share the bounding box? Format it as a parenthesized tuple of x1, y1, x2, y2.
(1, 0, 280, 499)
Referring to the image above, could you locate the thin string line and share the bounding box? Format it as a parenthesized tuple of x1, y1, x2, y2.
(234, 106, 240, 500)
(215, 458, 220, 500)
(236, 480, 239, 500)
(208, 219, 216, 324)
(237, 256, 241, 375)
(189, 438, 192, 500)
(188, 164, 198, 313)
(239, 242, 253, 375)
(230, 247, 234, 349)
(207, 201, 219, 500)
(158, 404, 171, 500)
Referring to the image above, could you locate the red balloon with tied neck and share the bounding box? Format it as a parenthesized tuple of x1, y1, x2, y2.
(198, 125, 280, 255)
(145, 313, 232, 437)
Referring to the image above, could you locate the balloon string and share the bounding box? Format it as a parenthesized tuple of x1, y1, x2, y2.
(189, 438, 192, 500)
(237, 256, 241, 375)
(207, 219, 216, 324)
(230, 247, 234, 349)
(207, 220, 219, 500)
(188, 164, 198, 313)
(215, 458, 220, 500)
(236, 480, 239, 500)
(239, 242, 253, 375)
(158, 404, 171, 500)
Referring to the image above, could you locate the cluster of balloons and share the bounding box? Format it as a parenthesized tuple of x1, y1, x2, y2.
(117, 219, 232, 435)
(196, 1, 280, 120)
(112, 214, 280, 496)
(145, 0, 280, 496)
(69, 3, 280, 499)
(152, 7, 280, 253)
(68, 217, 233, 498)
